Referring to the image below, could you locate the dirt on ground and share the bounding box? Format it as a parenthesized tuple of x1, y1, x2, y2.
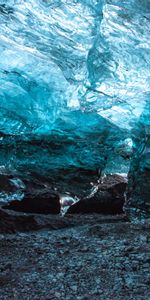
(0, 213, 150, 300)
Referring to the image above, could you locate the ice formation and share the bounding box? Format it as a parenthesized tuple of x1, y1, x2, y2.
(0, 0, 149, 220)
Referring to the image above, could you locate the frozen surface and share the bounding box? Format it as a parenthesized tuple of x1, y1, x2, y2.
(0, 0, 149, 218)
(0, 0, 149, 134)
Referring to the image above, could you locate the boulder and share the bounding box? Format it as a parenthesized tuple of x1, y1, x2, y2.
(3, 190, 60, 214)
(0, 208, 38, 233)
(67, 191, 124, 214)
(0, 207, 72, 233)
(98, 174, 127, 197)
(67, 174, 127, 214)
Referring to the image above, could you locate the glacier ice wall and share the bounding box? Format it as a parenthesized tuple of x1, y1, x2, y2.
(0, 0, 150, 219)
(125, 101, 150, 221)
(0, 0, 149, 133)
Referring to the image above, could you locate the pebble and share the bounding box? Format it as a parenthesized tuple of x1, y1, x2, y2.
(0, 216, 149, 300)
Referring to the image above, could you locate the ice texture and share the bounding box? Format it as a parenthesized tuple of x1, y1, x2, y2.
(0, 0, 149, 220)
(125, 101, 150, 222)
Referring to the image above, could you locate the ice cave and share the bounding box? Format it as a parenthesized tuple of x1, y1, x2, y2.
(0, 0, 149, 221)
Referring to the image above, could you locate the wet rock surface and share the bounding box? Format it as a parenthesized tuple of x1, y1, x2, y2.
(0, 214, 149, 300)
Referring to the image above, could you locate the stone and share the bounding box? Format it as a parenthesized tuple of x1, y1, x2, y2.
(67, 191, 124, 214)
(67, 174, 127, 214)
(70, 285, 78, 292)
(0, 208, 37, 233)
(2, 190, 60, 214)
(98, 174, 127, 197)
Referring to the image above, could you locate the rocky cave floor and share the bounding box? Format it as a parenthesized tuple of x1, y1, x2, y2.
(0, 212, 150, 300)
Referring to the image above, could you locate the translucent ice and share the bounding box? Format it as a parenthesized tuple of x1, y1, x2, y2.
(0, 0, 149, 219)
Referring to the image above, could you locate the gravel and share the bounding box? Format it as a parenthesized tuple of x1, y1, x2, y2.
(0, 214, 150, 300)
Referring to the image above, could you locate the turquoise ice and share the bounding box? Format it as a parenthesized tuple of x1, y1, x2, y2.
(0, 0, 149, 221)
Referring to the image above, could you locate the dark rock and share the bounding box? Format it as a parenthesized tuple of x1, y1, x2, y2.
(24, 167, 100, 199)
(67, 174, 127, 214)
(2, 190, 60, 214)
(0, 207, 73, 233)
(0, 208, 38, 233)
(67, 191, 124, 214)
(98, 173, 127, 197)
(0, 174, 18, 193)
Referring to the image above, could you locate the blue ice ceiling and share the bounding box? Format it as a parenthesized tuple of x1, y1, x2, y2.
(0, 0, 149, 203)
(0, 0, 149, 134)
